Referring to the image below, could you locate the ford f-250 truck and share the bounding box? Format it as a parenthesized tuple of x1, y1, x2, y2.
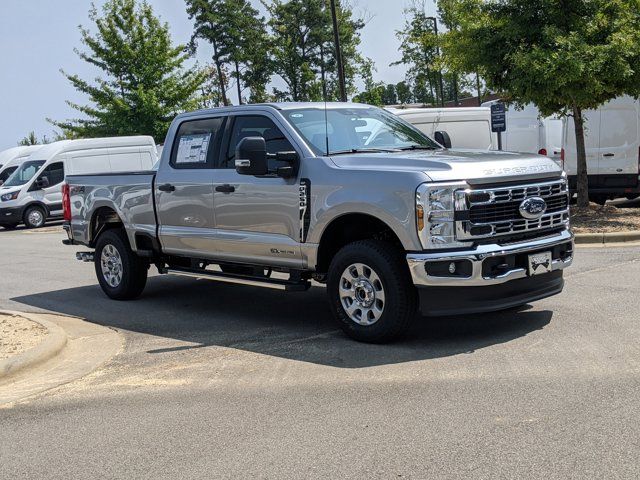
(62, 103, 573, 343)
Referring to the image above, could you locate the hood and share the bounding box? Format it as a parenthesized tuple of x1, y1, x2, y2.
(329, 149, 562, 185)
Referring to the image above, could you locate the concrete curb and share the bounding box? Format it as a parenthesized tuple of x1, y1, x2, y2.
(0, 311, 68, 379)
(574, 230, 640, 245)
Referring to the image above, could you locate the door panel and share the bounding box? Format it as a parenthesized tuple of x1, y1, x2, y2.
(213, 114, 303, 267)
(598, 97, 639, 186)
(38, 161, 65, 215)
(155, 117, 224, 258)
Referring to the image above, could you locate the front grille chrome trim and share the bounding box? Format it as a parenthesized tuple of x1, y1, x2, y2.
(454, 178, 570, 241)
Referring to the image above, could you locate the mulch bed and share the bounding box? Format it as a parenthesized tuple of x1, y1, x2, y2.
(570, 203, 640, 233)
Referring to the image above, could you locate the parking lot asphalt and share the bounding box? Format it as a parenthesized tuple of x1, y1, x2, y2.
(0, 227, 639, 479)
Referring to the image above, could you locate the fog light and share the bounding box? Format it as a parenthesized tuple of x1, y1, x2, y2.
(448, 262, 456, 274)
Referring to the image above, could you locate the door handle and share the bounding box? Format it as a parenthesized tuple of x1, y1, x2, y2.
(603, 153, 615, 157)
(158, 183, 175, 192)
(215, 184, 235, 193)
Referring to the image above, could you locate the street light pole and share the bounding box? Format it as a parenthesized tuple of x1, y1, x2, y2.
(426, 16, 445, 107)
(329, 0, 347, 102)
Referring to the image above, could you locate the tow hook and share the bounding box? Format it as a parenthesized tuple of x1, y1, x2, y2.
(76, 251, 94, 262)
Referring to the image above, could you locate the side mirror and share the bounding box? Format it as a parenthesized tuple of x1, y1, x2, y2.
(36, 176, 50, 189)
(434, 131, 452, 149)
(235, 137, 268, 176)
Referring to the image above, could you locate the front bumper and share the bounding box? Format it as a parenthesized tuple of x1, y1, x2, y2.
(0, 205, 24, 224)
(407, 229, 573, 287)
(407, 229, 573, 316)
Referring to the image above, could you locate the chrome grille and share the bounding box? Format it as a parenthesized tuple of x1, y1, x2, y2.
(455, 179, 570, 240)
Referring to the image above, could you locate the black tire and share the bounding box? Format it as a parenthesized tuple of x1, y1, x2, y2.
(0, 223, 18, 230)
(327, 239, 417, 343)
(23, 205, 46, 229)
(94, 228, 148, 300)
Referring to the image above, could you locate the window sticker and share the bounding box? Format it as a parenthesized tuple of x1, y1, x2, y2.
(176, 133, 211, 164)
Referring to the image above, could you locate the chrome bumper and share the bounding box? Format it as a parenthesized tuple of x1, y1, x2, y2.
(407, 229, 574, 287)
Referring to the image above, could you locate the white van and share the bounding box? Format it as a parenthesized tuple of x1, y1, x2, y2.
(562, 95, 640, 203)
(0, 136, 157, 229)
(481, 100, 564, 164)
(389, 107, 495, 150)
(0, 145, 43, 185)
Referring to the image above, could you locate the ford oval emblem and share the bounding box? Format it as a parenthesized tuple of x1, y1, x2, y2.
(519, 197, 547, 220)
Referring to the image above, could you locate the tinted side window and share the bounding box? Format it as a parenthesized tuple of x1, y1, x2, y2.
(0, 166, 17, 182)
(171, 117, 224, 169)
(42, 162, 65, 186)
(223, 115, 294, 169)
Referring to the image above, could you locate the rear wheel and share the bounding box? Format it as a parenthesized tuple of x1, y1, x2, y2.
(94, 229, 148, 300)
(327, 240, 417, 343)
(23, 205, 46, 228)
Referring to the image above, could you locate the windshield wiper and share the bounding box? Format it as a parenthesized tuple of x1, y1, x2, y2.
(398, 145, 439, 151)
(329, 148, 401, 155)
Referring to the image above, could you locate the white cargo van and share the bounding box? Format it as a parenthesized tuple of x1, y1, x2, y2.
(0, 145, 43, 185)
(0, 136, 157, 229)
(389, 107, 495, 150)
(562, 95, 640, 203)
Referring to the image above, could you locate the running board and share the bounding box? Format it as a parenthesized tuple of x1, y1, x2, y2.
(76, 251, 94, 262)
(161, 267, 310, 292)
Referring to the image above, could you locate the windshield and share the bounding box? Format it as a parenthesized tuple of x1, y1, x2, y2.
(285, 106, 440, 155)
(3, 160, 45, 187)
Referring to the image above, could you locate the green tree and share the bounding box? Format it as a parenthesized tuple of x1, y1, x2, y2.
(382, 84, 398, 105)
(51, 0, 204, 141)
(396, 81, 413, 105)
(352, 59, 383, 105)
(18, 131, 39, 146)
(264, 0, 367, 101)
(186, 0, 271, 105)
(443, 0, 640, 207)
(393, 2, 441, 106)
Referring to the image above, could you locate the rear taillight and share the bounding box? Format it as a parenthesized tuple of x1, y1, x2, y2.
(62, 183, 71, 221)
(538, 148, 547, 156)
(560, 148, 565, 170)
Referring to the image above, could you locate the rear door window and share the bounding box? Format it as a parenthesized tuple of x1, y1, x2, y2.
(171, 117, 225, 169)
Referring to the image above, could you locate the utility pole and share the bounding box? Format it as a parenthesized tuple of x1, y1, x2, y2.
(426, 16, 445, 107)
(329, 0, 347, 102)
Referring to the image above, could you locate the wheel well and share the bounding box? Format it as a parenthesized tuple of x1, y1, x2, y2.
(23, 202, 48, 216)
(315, 214, 403, 274)
(90, 207, 124, 246)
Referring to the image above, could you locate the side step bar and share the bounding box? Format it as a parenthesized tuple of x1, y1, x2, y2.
(161, 267, 310, 292)
(76, 252, 94, 262)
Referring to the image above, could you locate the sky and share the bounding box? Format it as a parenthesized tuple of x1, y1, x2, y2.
(0, 0, 441, 150)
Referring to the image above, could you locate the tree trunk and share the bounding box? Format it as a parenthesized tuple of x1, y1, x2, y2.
(453, 74, 459, 106)
(572, 104, 589, 208)
(476, 73, 482, 105)
(212, 40, 228, 106)
(234, 60, 242, 105)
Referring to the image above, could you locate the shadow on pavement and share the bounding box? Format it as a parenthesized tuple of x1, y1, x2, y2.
(12, 275, 552, 368)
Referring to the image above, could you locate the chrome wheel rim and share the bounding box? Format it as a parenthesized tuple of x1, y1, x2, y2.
(101, 244, 123, 288)
(339, 263, 385, 326)
(28, 209, 44, 227)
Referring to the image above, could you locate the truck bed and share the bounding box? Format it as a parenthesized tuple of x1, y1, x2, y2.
(66, 171, 157, 249)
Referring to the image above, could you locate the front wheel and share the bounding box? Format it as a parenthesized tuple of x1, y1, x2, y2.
(94, 229, 148, 300)
(327, 240, 417, 343)
(23, 205, 46, 228)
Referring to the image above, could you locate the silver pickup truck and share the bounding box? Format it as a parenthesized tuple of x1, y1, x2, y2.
(62, 102, 573, 342)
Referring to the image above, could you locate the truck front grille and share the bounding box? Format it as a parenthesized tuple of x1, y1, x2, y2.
(455, 179, 570, 241)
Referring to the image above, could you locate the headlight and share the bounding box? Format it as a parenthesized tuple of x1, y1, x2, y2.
(1, 191, 19, 202)
(416, 182, 468, 249)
